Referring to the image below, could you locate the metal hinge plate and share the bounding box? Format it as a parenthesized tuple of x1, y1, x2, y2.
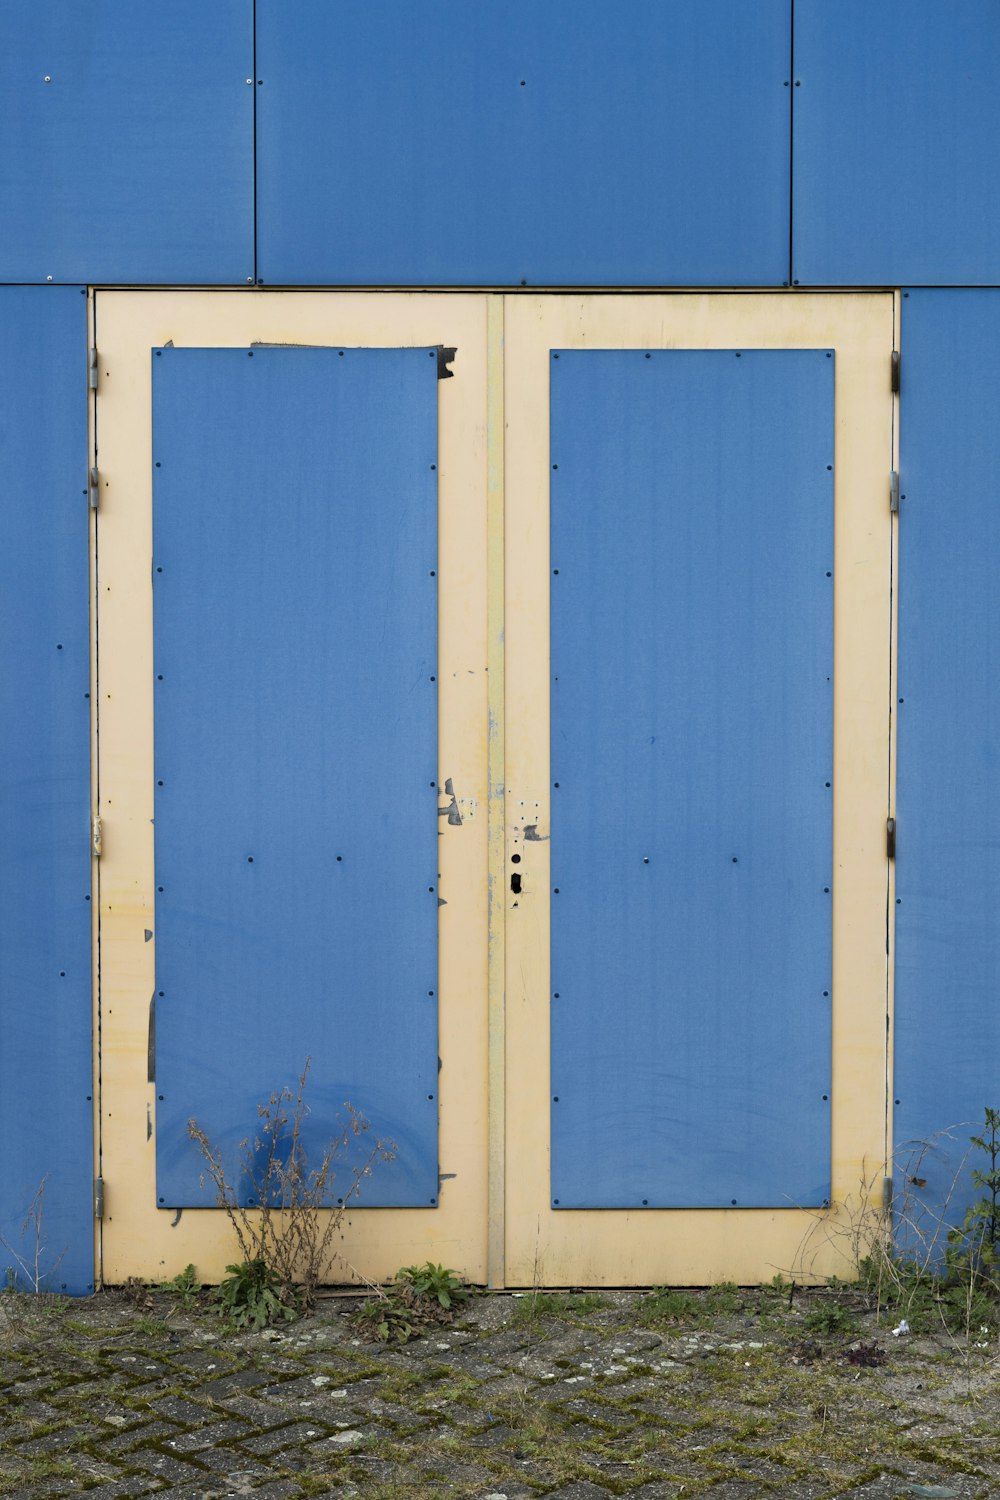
(94, 1177, 104, 1220)
(89, 466, 100, 510)
(886, 816, 896, 859)
(92, 816, 103, 859)
(89, 346, 98, 392)
(891, 350, 900, 394)
(890, 469, 900, 514)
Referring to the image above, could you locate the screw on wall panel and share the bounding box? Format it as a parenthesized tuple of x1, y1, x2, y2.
(43, 75, 51, 83)
(246, 276, 253, 283)
(46, 275, 52, 281)
(246, 78, 252, 84)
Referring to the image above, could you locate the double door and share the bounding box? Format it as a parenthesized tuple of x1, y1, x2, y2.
(94, 291, 895, 1286)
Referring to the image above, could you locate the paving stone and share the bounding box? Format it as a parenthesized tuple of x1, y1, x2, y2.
(72, 1481, 166, 1499)
(166, 1417, 257, 1452)
(533, 1483, 615, 1499)
(200, 1368, 273, 1399)
(148, 1395, 217, 1423)
(628, 1485, 686, 1500)
(127, 1448, 216, 1484)
(104, 1419, 185, 1453)
(237, 1420, 333, 1456)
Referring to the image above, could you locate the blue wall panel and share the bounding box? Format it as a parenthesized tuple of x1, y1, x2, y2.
(0, 4, 253, 285)
(256, 1, 791, 288)
(0, 288, 93, 1293)
(794, 2, 1000, 286)
(895, 291, 1000, 1240)
(153, 347, 439, 1208)
(550, 349, 833, 1210)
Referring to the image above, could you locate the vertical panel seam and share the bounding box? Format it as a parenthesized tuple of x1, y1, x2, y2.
(788, 0, 795, 287)
(252, 0, 258, 283)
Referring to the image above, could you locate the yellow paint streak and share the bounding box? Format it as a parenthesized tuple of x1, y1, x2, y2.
(96, 292, 490, 1285)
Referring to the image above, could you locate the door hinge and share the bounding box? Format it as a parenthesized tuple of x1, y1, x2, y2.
(92, 816, 103, 859)
(891, 350, 900, 394)
(94, 1177, 104, 1221)
(89, 346, 98, 392)
(889, 469, 900, 514)
(882, 1175, 893, 1214)
(89, 466, 100, 510)
(886, 816, 896, 859)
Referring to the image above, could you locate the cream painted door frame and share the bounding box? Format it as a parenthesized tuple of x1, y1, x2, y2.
(94, 291, 491, 1285)
(500, 293, 896, 1287)
(92, 289, 895, 1288)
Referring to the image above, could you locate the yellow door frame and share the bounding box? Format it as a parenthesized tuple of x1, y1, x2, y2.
(93, 291, 491, 1285)
(501, 292, 897, 1286)
(91, 289, 896, 1288)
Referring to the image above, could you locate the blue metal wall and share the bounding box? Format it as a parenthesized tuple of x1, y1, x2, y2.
(894, 291, 1000, 1239)
(794, 1, 1000, 286)
(550, 349, 834, 1210)
(255, 0, 790, 287)
(0, 288, 93, 1294)
(2, 8, 1000, 1284)
(6, 4, 1000, 287)
(0, 4, 253, 284)
(152, 347, 440, 1209)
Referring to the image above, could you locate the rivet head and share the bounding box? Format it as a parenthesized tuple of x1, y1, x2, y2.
(246, 276, 253, 284)
(46, 275, 53, 281)
(43, 75, 51, 83)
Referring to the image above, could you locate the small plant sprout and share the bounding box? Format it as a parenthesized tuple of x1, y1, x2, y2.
(187, 1059, 395, 1325)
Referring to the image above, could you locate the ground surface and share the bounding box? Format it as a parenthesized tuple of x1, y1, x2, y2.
(0, 1282, 997, 1499)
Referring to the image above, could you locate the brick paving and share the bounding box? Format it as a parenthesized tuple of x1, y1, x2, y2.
(0, 1287, 998, 1498)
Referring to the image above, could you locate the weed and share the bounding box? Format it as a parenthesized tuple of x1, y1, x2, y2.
(395, 1261, 469, 1311)
(187, 1058, 395, 1319)
(130, 1313, 172, 1338)
(706, 1280, 742, 1314)
(351, 1263, 472, 1344)
(0, 1179, 65, 1295)
(217, 1257, 300, 1330)
(802, 1300, 859, 1337)
(800, 1112, 1000, 1343)
(511, 1291, 610, 1325)
(945, 1107, 1000, 1291)
(637, 1288, 700, 1325)
(157, 1261, 201, 1309)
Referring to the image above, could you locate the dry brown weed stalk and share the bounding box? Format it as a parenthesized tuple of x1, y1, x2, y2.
(187, 1059, 394, 1309)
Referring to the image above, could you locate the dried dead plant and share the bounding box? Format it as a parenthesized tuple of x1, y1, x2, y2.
(187, 1058, 395, 1316)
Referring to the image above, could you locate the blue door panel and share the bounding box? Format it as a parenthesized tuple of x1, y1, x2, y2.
(153, 347, 439, 1208)
(794, 2, 1000, 286)
(0, 4, 253, 284)
(550, 349, 833, 1210)
(256, 0, 791, 287)
(0, 287, 93, 1293)
(894, 291, 1000, 1238)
